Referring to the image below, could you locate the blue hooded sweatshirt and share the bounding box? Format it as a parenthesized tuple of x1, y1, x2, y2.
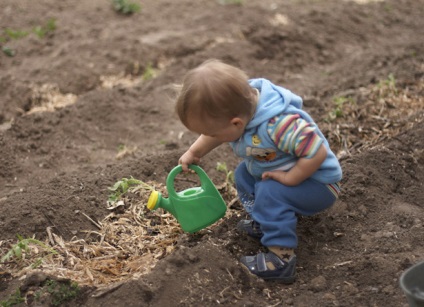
(230, 78, 342, 184)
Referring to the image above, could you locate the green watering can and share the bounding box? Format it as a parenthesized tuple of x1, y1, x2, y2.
(147, 165, 227, 233)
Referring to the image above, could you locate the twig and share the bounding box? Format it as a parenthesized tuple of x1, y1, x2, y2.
(220, 286, 231, 297)
(228, 198, 239, 209)
(334, 260, 353, 266)
(226, 268, 234, 281)
(325, 260, 353, 269)
(43, 213, 63, 237)
(46, 227, 55, 246)
(91, 281, 125, 298)
(80, 211, 102, 229)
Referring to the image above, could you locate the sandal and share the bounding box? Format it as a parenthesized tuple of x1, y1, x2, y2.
(237, 219, 263, 239)
(240, 252, 296, 283)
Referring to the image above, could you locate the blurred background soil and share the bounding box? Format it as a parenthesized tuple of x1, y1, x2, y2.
(0, 0, 423, 306)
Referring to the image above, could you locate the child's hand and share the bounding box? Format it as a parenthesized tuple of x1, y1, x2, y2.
(262, 171, 298, 186)
(262, 144, 328, 186)
(179, 150, 200, 172)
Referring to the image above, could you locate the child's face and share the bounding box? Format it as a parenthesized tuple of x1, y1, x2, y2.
(187, 114, 247, 143)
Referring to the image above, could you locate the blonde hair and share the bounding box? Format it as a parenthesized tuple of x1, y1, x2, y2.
(175, 59, 256, 127)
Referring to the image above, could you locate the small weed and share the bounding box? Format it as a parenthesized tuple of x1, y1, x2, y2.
(108, 177, 153, 204)
(4, 28, 29, 40)
(2, 46, 15, 57)
(34, 290, 42, 301)
(326, 96, 355, 122)
(112, 0, 141, 15)
(218, 0, 244, 5)
(33, 18, 57, 38)
(216, 162, 234, 186)
(31, 257, 44, 269)
(142, 63, 155, 81)
(1, 235, 57, 263)
(0, 19, 57, 57)
(376, 73, 397, 95)
(0, 289, 24, 307)
(44, 279, 80, 307)
(115, 144, 138, 160)
(117, 144, 126, 152)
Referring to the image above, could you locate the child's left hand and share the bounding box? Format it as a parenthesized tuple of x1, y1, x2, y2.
(262, 144, 328, 186)
(262, 171, 298, 186)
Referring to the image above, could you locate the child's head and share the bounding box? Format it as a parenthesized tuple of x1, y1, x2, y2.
(175, 59, 256, 141)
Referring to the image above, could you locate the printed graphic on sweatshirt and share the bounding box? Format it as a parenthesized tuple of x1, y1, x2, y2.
(252, 134, 261, 146)
(246, 147, 277, 162)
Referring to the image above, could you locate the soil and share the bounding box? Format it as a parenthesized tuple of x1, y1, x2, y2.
(1, 0, 423, 306)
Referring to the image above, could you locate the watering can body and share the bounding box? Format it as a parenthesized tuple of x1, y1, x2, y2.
(147, 165, 227, 233)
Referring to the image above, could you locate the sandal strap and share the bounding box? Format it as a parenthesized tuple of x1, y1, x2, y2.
(240, 252, 296, 283)
(256, 252, 268, 272)
(256, 252, 285, 272)
(266, 252, 286, 270)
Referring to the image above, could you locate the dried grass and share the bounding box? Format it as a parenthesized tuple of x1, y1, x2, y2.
(25, 83, 77, 115)
(322, 79, 424, 159)
(0, 181, 238, 287)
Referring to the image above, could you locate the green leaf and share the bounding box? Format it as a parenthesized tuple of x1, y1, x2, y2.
(108, 180, 123, 191)
(2, 46, 15, 57)
(216, 162, 228, 172)
(13, 245, 22, 259)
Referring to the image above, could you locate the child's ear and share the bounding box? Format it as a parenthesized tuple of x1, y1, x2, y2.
(230, 117, 245, 127)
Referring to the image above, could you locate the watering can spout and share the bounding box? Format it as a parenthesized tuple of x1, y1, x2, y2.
(147, 190, 176, 217)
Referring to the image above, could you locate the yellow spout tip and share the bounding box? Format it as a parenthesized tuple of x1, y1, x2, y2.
(147, 191, 159, 210)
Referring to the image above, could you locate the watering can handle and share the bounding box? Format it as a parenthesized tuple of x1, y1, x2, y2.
(166, 165, 215, 198)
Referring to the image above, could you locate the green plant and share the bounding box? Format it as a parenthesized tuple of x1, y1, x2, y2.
(112, 0, 141, 14)
(108, 177, 153, 203)
(117, 144, 126, 152)
(142, 63, 155, 81)
(377, 73, 397, 95)
(1, 235, 57, 263)
(2, 19, 56, 42)
(2, 46, 15, 57)
(216, 162, 234, 186)
(33, 18, 57, 38)
(218, 0, 243, 5)
(45, 279, 79, 307)
(0, 289, 24, 307)
(0, 19, 57, 57)
(4, 28, 29, 40)
(326, 96, 355, 122)
(34, 290, 42, 301)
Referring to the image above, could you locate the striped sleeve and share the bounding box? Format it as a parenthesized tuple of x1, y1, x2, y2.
(267, 114, 323, 158)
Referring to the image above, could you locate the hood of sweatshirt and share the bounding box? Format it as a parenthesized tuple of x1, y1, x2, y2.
(247, 78, 303, 130)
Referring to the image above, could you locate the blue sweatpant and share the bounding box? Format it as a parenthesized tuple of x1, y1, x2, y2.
(235, 162, 338, 248)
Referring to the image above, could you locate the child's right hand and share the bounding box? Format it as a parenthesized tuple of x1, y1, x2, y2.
(179, 150, 200, 172)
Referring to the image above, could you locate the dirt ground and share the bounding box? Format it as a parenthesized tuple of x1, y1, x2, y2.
(1, 0, 424, 306)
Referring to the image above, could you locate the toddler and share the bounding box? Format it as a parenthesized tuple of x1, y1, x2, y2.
(176, 59, 342, 283)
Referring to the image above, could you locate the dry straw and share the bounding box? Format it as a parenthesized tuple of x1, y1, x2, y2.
(0, 180, 238, 287)
(322, 78, 423, 159)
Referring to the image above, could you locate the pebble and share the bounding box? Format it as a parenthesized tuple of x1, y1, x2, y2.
(322, 292, 336, 301)
(309, 275, 327, 292)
